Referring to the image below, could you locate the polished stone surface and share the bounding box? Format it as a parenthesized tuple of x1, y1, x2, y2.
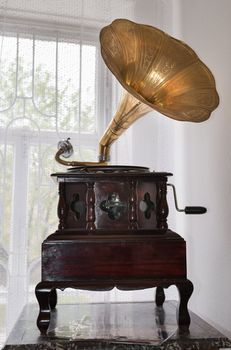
(2, 301, 231, 350)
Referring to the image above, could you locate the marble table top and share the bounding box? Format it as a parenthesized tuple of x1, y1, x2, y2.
(2, 300, 231, 350)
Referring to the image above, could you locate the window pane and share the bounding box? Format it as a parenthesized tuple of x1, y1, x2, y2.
(0, 36, 17, 114)
(0, 145, 14, 251)
(18, 36, 33, 98)
(80, 45, 96, 133)
(0, 34, 98, 133)
(58, 41, 80, 131)
(34, 38, 57, 117)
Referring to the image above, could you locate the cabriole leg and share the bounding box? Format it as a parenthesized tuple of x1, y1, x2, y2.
(35, 282, 52, 334)
(176, 279, 194, 327)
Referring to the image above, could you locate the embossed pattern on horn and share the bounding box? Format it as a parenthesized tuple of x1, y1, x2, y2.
(100, 19, 219, 123)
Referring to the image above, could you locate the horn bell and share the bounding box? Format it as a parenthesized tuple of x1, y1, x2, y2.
(99, 18, 219, 160)
(55, 19, 219, 167)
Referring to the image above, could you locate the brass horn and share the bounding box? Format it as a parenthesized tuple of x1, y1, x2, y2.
(55, 19, 219, 166)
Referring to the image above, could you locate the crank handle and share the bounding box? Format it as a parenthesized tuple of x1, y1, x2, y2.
(167, 184, 207, 215)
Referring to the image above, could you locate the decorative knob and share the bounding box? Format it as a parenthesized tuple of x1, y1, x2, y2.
(57, 138, 74, 158)
(100, 193, 126, 220)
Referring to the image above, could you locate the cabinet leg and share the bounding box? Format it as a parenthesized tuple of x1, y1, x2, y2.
(35, 283, 52, 334)
(176, 279, 194, 327)
(155, 286, 165, 306)
(49, 288, 57, 310)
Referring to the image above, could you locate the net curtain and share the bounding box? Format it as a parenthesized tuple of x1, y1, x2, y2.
(0, 0, 165, 345)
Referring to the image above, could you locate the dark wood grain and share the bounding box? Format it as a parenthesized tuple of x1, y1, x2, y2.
(176, 279, 194, 326)
(35, 283, 52, 334)
(37, 229, 190, 333)
(57, 183, 68, 230)
(36, 170, 192, 334)
(86, 182, 96, 231)
(42, 232, 186, 281)
(53, 172, 172, 234)
(156, 181, 169, 229)
(129, 179, 138, 230)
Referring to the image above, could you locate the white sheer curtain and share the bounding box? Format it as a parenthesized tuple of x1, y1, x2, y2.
(0, 0, 177, 345)
(0, 0, 139, 345)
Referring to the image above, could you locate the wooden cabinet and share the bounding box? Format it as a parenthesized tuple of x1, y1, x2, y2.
(35, 167, 193, 334)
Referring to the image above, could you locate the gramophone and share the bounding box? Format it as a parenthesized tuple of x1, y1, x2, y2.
(35, 19, 219, 334)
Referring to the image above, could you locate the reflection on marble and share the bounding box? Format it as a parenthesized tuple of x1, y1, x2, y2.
(48, 304, 176, 345)
(3, 301, 231, 350)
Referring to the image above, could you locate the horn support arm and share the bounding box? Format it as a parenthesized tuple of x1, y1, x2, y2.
(54, 94, 151, 167)
(55, 138, 109, 166)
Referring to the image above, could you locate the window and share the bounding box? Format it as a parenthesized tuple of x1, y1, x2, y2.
(0, 0, 163, 345)
(0, 25, 109, 343)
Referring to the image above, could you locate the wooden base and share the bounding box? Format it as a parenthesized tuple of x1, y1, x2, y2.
(35, 230, 193, 334)
(35, 279, 193, 334)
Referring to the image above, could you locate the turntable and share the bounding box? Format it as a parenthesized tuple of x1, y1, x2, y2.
(35, 19, 219, 334)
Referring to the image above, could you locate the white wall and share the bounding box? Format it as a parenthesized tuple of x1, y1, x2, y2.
(175, 0, 231, 338)
(129, 0, 231, 338)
